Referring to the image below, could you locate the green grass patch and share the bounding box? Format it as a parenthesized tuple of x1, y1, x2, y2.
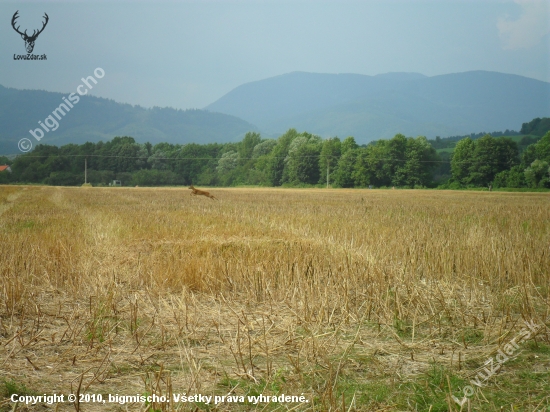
(1, 378, 36, 411)
(394, 364, 467, 411)
(0, 378, 35, 398)
(462, 328, 484, 344)
(336, 379, 392, 409)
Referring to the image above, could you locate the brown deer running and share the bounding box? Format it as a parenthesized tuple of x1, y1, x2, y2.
(189, 185, 216, 200)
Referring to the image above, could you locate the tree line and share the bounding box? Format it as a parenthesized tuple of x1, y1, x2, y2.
(1, 127, 549, 189)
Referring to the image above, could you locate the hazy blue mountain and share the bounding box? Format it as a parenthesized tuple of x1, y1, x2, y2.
(373, 72, 428, 81)
(204, 71, 550, 142)
(0, 85, 257, 155)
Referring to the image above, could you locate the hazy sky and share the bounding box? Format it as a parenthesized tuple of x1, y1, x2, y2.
(1, 0, 549, 109)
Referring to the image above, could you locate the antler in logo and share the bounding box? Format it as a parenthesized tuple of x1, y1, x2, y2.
(11, 11, 49, 54)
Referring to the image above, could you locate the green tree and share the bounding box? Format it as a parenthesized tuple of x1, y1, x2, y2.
(172, 143, 219, 185)
(353, 141, 389, 187)
(521, 143, 538, 167)
(506, 166, 526, 188)
(10, 144, 59, 183)
(267, 129, 299, 186)
(341, 136, 358, 154)
(0, 171, 11, 184)
(217, 151, 239, 174)
(334, 148, 358, 187)
(96, 136, 142, 173)
(252, 140, 277, 158)
(537, 131, 550, 161)
(527, 131, 550, 162)
(384, 134, 407, 186)
(524, 159, 550, 188)
(148, 151, 170, 170)
(132, 169, 182, 186)
(466, 135, 498, 186)
(283, 133, 322, 185)
(470, 136, 518, 186)
(250, 140, 277, 185)
(520, 117, 550, 137)
(238, 132, 262, 161)
(86, 169, 115, 186)
(493, 166, 525, 188)
(45, 171, 82, 186)
(451, 135, 518, 187)
(451, 138, 475, 185)
(332, 136, 359, 187)
(397, 136, 439, 187)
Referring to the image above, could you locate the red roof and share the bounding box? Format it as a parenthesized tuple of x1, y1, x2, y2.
(0, 165, 10, 172)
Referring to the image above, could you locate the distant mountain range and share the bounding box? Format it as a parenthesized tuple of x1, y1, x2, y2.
(0, 85, 256, 155)
(2, 70, 549, 155)
(205, 71, 550, 142)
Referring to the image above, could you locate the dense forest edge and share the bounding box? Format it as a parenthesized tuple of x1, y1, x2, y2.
(1, 117, 549, 190)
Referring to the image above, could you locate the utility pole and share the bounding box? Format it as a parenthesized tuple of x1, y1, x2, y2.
(85, 158, 87, 184)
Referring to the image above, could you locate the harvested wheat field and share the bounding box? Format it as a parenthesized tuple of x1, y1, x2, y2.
(0, 185, 549, 411)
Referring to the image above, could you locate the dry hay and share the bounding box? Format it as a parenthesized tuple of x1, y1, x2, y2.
(0, 186, 549, 411)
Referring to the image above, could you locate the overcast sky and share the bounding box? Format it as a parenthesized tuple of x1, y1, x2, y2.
(1, 0, 549, 110)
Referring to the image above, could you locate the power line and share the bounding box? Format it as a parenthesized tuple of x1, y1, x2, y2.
(10, 153, 521, 166)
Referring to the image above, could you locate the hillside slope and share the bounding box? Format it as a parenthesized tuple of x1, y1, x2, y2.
(0, 85, 257, 155)
(205, 71, 550, 142)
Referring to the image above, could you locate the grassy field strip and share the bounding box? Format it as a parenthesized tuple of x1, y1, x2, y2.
(0, 187, 26, 219)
